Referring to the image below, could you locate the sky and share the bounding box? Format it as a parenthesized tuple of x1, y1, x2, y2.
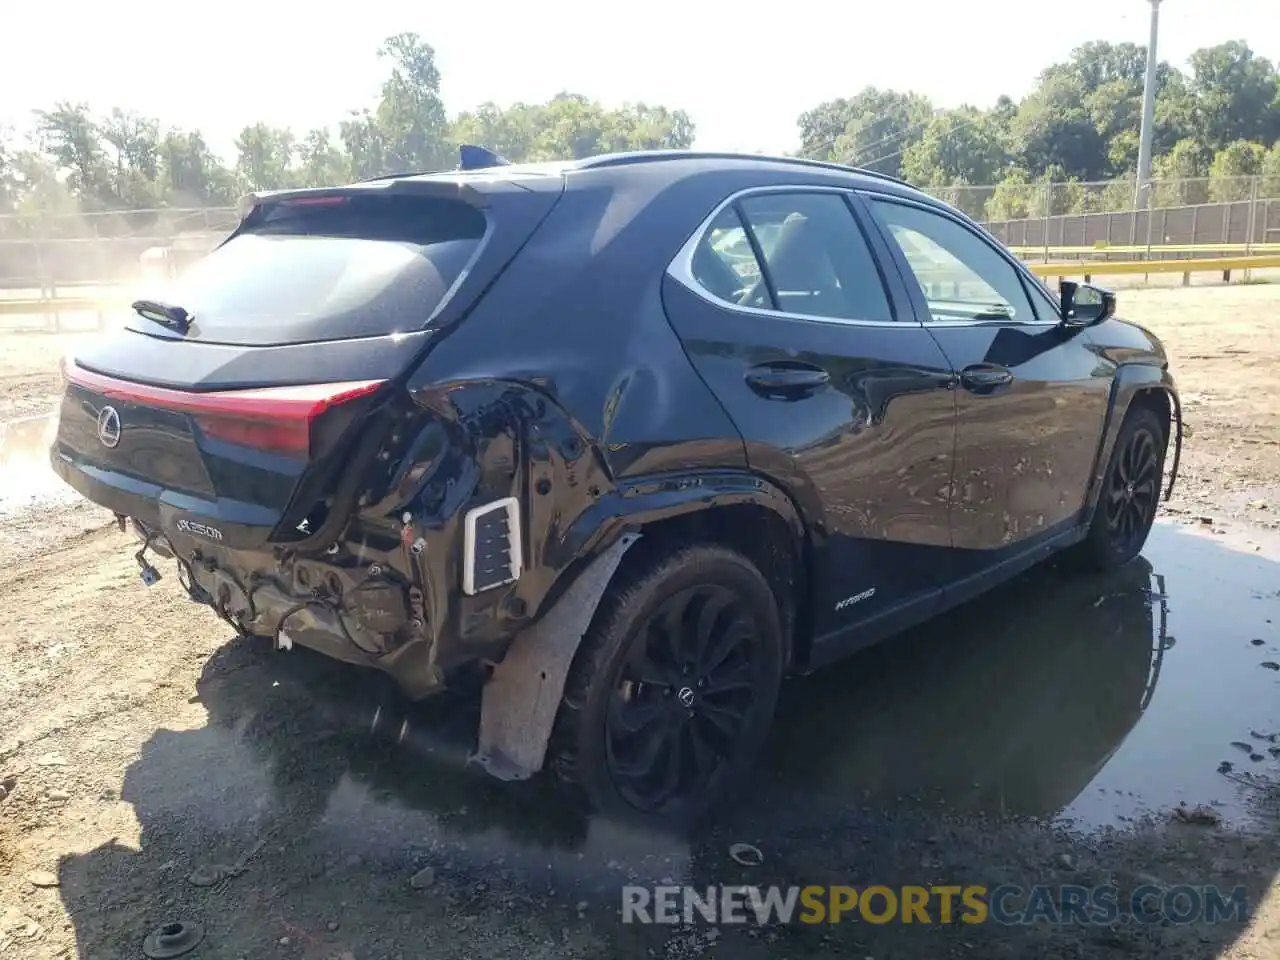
(2, 0, 1277, 163)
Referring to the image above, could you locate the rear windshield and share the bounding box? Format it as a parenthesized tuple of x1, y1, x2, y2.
(142, 194, 488, 346)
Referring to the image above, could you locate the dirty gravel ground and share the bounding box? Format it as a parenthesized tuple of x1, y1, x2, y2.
(2, 284, 1280, 959)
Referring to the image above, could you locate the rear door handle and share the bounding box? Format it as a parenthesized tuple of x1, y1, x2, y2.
(959, 364, 1014, 394)
(745, 363, 831, 400)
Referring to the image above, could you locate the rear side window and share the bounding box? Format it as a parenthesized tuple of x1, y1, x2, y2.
(685, 192, 894, 323)
(689, 207, 768, 308)
(151, 194, 487, 346)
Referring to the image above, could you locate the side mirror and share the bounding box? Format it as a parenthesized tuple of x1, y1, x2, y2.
(1059, 280, 1116, 327)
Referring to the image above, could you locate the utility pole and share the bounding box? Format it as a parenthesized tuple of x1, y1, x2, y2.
(1134, 0, 1163, 208)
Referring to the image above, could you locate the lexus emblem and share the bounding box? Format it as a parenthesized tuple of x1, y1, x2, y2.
(677, 686, 696, 708)
(97, 406, 121, 448)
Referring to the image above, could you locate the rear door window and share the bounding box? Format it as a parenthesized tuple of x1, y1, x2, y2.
(684, 192, 895, 323)
(739, 193, 894, 322)
(140, 194, 488, 346)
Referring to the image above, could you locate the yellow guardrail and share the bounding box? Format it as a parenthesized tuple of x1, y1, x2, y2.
(1026, 254, 1280, 277)
(1010, 242, 1280, 256)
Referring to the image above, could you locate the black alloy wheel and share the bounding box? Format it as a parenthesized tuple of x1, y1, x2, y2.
(1103, 423, 1161, 556)
(604, 584, 761, 814)
(1077, 405, 1167, 571)
(549, 544, 783, 830)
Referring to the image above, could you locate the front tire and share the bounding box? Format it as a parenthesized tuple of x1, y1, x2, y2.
(1077, 405, 1167, 571)
(549, 543, 783, 831)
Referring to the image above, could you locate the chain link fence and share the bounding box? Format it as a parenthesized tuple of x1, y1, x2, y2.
(0, 207, 238, 292)
(3, 175, 1280, 290)
(963, 177, 1280, 260)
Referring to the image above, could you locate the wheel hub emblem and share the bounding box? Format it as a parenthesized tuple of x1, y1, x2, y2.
(676, 686, 696, 708)
(97, 406, 121, 448)
(1125, 481, 1135, 498)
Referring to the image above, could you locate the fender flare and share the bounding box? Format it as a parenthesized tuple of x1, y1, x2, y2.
(1082, 365, 1182, 524)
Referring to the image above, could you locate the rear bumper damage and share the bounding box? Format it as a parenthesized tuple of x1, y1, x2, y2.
(127, 514, 450, 696)
(51, 369, 627, 729)
(48, 384, 541, 700)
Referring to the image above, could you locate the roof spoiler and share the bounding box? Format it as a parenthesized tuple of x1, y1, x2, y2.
(458, 144, 511, 171)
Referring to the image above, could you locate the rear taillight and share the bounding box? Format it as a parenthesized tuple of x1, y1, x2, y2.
(62, 361, 384, 457)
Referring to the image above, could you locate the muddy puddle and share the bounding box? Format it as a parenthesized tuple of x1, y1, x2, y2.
(101, 519, 1278, 903)
(0, 411, 77, 516)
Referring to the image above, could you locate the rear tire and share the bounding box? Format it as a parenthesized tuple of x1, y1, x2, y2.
(1076, 405, 1167, 571)
(548, 543, 783, 832)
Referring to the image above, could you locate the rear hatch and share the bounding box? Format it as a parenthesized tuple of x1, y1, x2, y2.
(52, 174, 564, 549)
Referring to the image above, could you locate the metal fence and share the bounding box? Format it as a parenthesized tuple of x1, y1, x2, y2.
(2, 174, 1279, 289)
(0, 207, 237, 291)
(952, 177, 1280, 260)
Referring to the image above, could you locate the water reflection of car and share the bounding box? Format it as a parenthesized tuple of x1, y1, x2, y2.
(164, 553, 1170, 851)
(767, 556, 1170, 819)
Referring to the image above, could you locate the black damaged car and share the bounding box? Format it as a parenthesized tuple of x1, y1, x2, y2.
(51, 147, 1181, 828)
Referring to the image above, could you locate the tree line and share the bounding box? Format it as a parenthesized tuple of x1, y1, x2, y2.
(1, 33, 1279, 232)
(0, 32, 696, 231)
(798, 39, 1280, 219)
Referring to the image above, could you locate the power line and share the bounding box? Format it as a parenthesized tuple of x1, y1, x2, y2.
(800, 105, 988, 178)
(850, 110, 943, 164)
(801, 112, 930, 167)
(858, 109, 990, 173)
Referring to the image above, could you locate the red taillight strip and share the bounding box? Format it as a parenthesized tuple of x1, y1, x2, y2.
(278, 195, 350, 208)
(62, 360, 385, 420)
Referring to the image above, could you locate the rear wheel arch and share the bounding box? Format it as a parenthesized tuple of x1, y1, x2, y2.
(472, 475, 814, 798)
(542, 471, 816, 672)
(621, 499, 810, 671)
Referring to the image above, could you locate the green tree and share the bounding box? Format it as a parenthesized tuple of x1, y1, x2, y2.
(33, 102, 107, 206)
(375, 32, 451, 173)
(1075, 176, 1137, 214)
(529, 93, 613, 159)
(1150, 138, 1210, 206)
(297, 128, 348, 187)
(159, 130, 237, 206)
(450, 102, 538, 161)
(5, 150, 80, 236)
(1187, 41, 1280, 150)
(450, 95, 695, 163)
(797, 87, 934, 177)
(1261, 143, 1280, 199)
(234, 122, 298, 191)
(900, 106, 1009, 189)
(0, 125, 16, 215)
(1009, 73, 1108, 180)
(100, 108, 162, 208)
(984, 169, 1039, 221)
(1208, 140, 1265, 201)
(339, 109, 390, 180)
(613, 103, 696, 151)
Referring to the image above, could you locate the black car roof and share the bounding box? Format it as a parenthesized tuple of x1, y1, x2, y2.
(398, 149, 935, 203)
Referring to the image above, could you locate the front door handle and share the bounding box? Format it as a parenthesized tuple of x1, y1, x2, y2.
(959, 364, 1014, 394)
(745, 362, 831, 400)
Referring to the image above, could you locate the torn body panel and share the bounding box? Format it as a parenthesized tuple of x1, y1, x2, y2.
(472, 532, 641, 780)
